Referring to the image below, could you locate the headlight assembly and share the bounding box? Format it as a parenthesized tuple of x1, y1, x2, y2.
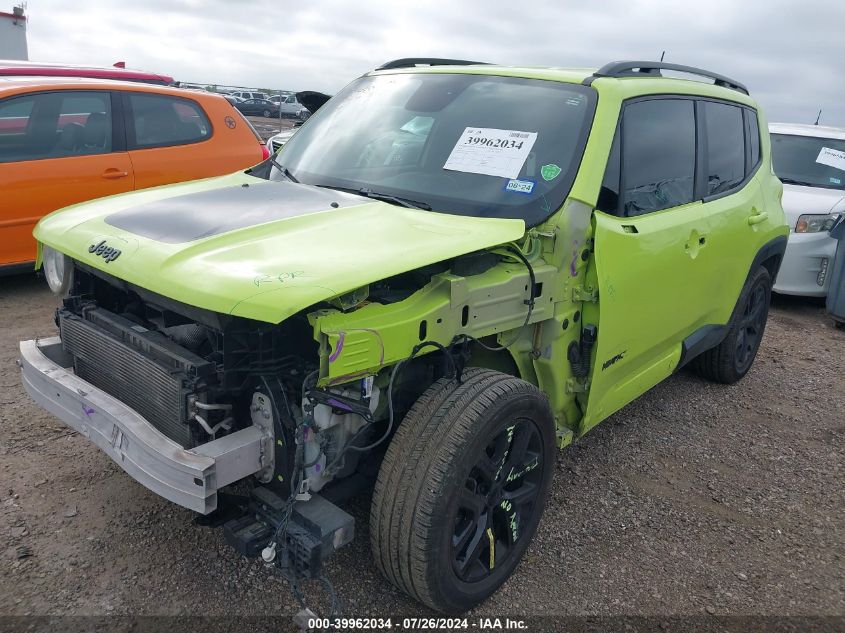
(795, 214, 838, 233)
(42, 245, 72, 295)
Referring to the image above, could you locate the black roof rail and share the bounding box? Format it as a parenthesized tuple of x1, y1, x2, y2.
(375, 58, 490, 71)
(590, 60, 749, 95)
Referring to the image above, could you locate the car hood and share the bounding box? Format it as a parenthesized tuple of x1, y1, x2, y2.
(781, 183, 845, 226)
(35, 172, 525, 323)
(295, 91, 331, 113)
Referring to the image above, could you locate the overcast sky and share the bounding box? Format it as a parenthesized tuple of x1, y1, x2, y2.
(23, 0, 845, 126)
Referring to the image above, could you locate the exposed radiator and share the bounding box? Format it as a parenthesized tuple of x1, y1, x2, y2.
(58, 307, 213, 448)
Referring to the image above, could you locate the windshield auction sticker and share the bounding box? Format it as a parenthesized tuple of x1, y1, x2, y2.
(816, 147, 845, 172)
(444, 127, 538, 179)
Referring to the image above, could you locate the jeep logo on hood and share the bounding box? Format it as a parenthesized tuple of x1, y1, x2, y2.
(88, 240, 122, 263)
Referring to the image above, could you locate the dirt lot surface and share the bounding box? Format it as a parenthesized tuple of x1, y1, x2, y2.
(246, 114, 296, 141)
(1, 273, 843, 626)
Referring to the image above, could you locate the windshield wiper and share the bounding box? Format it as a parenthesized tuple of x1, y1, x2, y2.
(270, 157, 299, 183)
(313, 184, 431, 210)
(357, 188, 431, 210)
(779, 177, 816, 187)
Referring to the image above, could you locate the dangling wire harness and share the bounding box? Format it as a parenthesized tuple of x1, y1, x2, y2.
(262, 244, 535, 620)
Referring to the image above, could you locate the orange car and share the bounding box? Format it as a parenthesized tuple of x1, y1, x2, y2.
(0, 77, 269, 271)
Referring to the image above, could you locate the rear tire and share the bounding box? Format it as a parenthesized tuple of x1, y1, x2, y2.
(370, 368, 555, 613)
(263, 109, 271, 117)
(694, 266, 772, 384)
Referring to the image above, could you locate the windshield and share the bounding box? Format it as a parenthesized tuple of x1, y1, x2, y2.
(771, 133, 845, 191)
(270, 73, 596, 225)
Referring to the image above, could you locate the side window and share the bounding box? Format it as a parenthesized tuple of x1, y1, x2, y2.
(285, 96, 296, 104)
(622, 99, 696, 216)
(128, 93, 210, 148)
(703, 101, 746, 196)
(0, 96, 34, 163)
(596, 128, 621, 214)
(745, 109, 761, 170)
(0, 91, 111, 163)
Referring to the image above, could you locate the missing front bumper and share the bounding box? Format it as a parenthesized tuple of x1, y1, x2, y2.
(18, 337, 273, 514)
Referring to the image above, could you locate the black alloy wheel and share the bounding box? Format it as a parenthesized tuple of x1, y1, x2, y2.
(694, 266, 772, 383)
(734, 281, 767, 373)
(371, 368, 555, 613)
(452, 419, 544, 583)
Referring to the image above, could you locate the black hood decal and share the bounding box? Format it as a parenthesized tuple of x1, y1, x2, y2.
(105, 182, 362, 244)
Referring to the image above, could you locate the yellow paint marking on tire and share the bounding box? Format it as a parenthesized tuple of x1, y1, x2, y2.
(486, 527, 495, 569)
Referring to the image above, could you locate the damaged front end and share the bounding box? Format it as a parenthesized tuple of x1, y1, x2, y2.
(17, 237, 558, 579)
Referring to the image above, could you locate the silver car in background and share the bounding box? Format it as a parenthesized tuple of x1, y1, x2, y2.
(277, 93, 310, 119)
(267, 91, 332, 152)
(770, 123, 845, 296)
(267, 127, 297, 153)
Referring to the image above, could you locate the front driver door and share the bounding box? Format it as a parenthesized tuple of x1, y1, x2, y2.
(581, 97, 713, 430)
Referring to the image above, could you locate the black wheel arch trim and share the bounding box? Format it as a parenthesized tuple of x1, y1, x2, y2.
(678, 324, 728, 369)
(678, 234, 786, 368)
(744, 234, 787, 287)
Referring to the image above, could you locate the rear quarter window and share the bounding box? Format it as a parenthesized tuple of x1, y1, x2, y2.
(127, 92, 211, 149)
(745, 110, 761, 170)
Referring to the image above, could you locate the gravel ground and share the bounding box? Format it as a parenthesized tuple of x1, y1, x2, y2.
(0, 273, 842, 627)
(245, 114, 297, 141)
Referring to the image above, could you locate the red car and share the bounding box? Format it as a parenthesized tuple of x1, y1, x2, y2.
(0, 60, 174, 85)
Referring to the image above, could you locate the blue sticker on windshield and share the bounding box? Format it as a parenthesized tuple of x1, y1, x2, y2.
(504, 178, 535, 194)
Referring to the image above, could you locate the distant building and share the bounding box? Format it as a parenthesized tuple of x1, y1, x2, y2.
(0, 5, 28, 60)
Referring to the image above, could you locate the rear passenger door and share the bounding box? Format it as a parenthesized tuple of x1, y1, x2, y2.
(122, 91, 213, 189)
(0, 90, 133, 266)
(694, 101, 765, 324)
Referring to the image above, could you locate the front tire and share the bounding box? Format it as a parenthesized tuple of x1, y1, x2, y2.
(695, 266, 772, 384)
(370, 369, 555, 613)
(263, 109, 272, 117)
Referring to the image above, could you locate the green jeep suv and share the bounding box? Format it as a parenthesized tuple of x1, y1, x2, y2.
(21, 59, 787, 613)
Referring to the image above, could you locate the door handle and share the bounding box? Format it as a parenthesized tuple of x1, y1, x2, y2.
(684, 229, 707, 257)
(747, 211, 768, 225)
(102, 168, 129, 180)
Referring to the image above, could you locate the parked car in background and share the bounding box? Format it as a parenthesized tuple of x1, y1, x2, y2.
(277, 93, 310, 120)
(266, 127, 297, 153)
(235, 98, 279, 118)
(0, 60, 174, 85)
(266, 91, 332, 151)
(223, 94, 243, 105)
(0, 76, 268, 272)
(770, 123, 845, 296)
(230, 90, 269, 101)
